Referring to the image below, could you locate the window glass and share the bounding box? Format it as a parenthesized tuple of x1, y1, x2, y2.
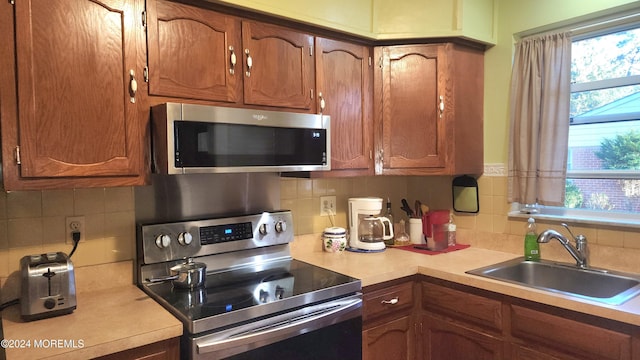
(571, 28, 640, 84)
(570, 85, 640, 121)
(566, 26, 640, 214)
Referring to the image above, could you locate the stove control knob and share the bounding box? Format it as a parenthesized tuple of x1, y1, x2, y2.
(155, 234, 171, 249)
(258, 223, 268, 235)
(275, 220, 287, 233)
(275, 286, 284, 300)
(177, 232, 193, 246)
(259, 289, 269, 303)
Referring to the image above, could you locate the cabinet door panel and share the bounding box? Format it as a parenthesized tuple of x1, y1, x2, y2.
(422, 313, 503, 360)
(510, 305, 631, 360)
(363, 315, 415, 360)
(316, 37, 372, 173)
(379, 45, 446, 171)
(242, 21, 314, 110)
(147, 0, 240, 102)
(15, 0, 142, 177)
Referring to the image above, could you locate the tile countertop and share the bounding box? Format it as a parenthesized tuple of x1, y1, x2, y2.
(291, 234, 640, 327)
(1, 261, 182, 360)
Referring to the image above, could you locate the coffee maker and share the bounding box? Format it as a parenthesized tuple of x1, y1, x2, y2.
(348, 197, 393, 251)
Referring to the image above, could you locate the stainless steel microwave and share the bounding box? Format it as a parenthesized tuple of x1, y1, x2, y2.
(151, 103, 331, 174)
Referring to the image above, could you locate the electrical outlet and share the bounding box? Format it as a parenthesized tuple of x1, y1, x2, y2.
(65, 216, 85, 244)
(320, 196, 337, 216)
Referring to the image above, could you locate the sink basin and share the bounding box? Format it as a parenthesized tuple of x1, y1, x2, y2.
(466, 257, 640, 305)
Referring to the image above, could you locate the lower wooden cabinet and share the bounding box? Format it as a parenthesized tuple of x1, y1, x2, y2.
(420, 278, 636, 360)
(363, 315, 416, 360)
(364, 276, 640, 360)
(94, 337, 180, 360)
(509, 304, 632, 360)
(421, 313, 504, 360)
(362, 278, 419, 360)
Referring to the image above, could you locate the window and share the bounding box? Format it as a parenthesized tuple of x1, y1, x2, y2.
(565, 25, 640, 214)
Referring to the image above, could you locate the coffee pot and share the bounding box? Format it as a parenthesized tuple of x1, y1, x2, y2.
(348, 197, 392, 251)
(358, 216, 394, 244)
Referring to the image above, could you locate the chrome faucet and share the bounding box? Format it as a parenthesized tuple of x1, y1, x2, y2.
(537, 223, 589, 269)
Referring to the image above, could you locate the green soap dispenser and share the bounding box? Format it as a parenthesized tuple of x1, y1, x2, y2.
(524, 217, 540, 261)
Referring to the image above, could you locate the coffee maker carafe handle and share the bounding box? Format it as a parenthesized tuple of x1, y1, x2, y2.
(379, 216, 394, 241)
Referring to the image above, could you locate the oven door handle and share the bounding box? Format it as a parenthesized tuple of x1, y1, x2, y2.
(195, 295, 362, 357)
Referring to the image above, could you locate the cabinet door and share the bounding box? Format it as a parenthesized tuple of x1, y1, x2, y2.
(242, 21, 315, 111)
(363, 315, 416, 360)
(95, 337, 179, 360)
(147, 0, 241, 102)
(376, 45, 447, 174)
(421, 313, 504, 360)
(316, 37, 373, 174)
(14, 0, 144, 178)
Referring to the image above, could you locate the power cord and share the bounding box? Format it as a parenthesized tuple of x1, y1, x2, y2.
(68, 230, 81, 258)
(0, 298, 19, 311)
(323, 205, 336, 227)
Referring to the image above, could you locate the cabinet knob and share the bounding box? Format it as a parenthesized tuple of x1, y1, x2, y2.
(129, 69, 137, 104)
(381, 296, 399, 305)
(229, 46, 237, 75)
(245, 49, 253, 77)
(439, 95, 444, 118)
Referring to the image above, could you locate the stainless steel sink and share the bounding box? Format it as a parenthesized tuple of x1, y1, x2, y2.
(466, 257, 640, 305)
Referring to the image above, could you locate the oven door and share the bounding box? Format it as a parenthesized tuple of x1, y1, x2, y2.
(185, 294, 362, 360)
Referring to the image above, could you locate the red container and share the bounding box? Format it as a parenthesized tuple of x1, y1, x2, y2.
(422, 210, 450, 237)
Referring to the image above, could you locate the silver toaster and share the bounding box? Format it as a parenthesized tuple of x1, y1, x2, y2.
(20, 252, 77, 321)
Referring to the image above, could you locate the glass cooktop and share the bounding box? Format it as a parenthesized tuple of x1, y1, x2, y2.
(142, 259, 361, 334)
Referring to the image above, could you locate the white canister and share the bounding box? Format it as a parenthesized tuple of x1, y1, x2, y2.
(322, 227, 347, 253)
(409, 218, 424, 244)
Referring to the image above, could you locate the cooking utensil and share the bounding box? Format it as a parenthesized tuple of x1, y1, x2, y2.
(147, 257, 206, 289)
(421, 204, 430, 215)
(415, 200, 422, 217)
(400, 199, 414, 217)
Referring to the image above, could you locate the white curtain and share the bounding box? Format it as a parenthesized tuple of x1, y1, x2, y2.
(508, 32, 572, 206)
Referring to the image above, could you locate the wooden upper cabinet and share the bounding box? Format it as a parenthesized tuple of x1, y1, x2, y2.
(315, 37, 373, 175)
(376, 45, 447, 174)
(6, 0, 146, 187)
(241, 21, 315, 111)
(375, 43, 483, 176)
(147, 0, 241, 102)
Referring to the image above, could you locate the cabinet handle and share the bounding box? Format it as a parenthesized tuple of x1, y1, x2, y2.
(245, 49, 252, 77)
(229, 46, 237, 75)
(318, 92, 326, 113)
(439, 95, 444, 118)
(381, 296, 399, 305)
(129, 69, 137, 104)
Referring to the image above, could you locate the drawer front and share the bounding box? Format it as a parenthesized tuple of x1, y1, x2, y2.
(363, 281, 414, 322)
(510, 305, 631, 360)
(422, 281, 502, 332)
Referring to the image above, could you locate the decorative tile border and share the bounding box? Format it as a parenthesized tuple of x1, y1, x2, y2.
(484, 163, 506, 176)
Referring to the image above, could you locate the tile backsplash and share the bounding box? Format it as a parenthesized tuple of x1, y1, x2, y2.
(2, 173, 639, 286)
(0, 187, 135, 280)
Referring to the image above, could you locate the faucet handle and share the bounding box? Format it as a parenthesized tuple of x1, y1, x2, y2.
(561, 223, 578, 240)
(562, 223, 588, 245)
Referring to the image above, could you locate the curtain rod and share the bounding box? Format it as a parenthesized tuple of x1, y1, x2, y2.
(515, 6, 640, 40)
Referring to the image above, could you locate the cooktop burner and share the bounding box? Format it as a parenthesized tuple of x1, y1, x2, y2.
(142, 258, 359, 333)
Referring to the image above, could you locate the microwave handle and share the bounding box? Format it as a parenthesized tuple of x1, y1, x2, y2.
(196, 296, 361, 356)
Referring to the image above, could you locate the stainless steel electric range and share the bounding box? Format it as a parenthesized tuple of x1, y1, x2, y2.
(136, 210, 362, 360)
